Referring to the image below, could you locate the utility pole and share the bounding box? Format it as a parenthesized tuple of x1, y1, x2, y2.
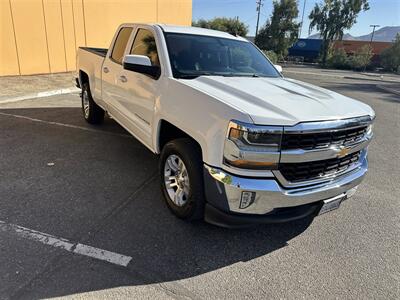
(364, 24, 380, 72)
(369, 24, 380, 43)
(299, 0, 307, 38)
(235, 16, 239, 36)
(255, 0, 263, 38)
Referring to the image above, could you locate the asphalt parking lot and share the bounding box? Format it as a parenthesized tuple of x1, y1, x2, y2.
(0, 70, 399, 299)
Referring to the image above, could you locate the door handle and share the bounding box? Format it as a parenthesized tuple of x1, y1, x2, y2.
(119, 75, 127, 83)
(103, 67, 109, 73)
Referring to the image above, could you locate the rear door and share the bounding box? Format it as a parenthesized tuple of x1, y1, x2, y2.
(101, 26, 134, 113)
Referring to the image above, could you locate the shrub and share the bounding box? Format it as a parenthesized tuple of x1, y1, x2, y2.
(349, 45, 373, 70)
(263, 50, 278, 64)
(380, 34, 400, 72)
(326, 47, 350, 69)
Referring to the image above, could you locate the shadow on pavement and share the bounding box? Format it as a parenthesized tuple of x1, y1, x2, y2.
(0, 107, 314, 298)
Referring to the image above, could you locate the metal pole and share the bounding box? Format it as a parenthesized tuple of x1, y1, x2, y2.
(370, 24, 380, 43)
(364, 25, 379, 72)
(235, 16, 239, 36)
(255, 0, 263, 37)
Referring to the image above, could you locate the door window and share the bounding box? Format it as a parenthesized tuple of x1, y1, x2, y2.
(110, 27, 133, 64)
(130, 29, 160, 67)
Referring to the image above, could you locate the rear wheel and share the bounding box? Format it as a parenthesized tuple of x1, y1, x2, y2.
(160, 138, 205, 221)
(81, 82, 104, 124)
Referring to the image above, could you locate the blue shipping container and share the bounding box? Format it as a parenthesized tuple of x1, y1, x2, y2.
(288, 39, 322, 60)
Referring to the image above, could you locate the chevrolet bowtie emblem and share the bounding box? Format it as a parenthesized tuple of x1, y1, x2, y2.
(338, 147, 350, 158)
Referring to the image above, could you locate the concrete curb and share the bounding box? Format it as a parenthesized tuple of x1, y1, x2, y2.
(343, 76, 398, 83)
(376, 85, 400, 96)
(284, 70, 399, 83)
(0, 87, 80, 104)
(283, 70, 344, 80)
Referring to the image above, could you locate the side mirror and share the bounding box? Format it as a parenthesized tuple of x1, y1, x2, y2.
(123, 54, 160, 79)
(274, 64, 283, 73)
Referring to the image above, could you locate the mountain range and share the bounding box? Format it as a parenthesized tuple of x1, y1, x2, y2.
(308, 26, 399, 42)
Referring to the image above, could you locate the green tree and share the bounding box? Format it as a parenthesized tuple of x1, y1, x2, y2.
(254, 0, 300, 58)
(192, 17, 248, 37)
(308, 0, 369, 66)
(380, 34, 400, 72)
(263, 50, 279, 64)
(349, 44, 373, 70)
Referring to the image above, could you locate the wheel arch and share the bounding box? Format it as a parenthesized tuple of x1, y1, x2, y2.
(156, 119, 204, 161)
(79, 70, 89, 86)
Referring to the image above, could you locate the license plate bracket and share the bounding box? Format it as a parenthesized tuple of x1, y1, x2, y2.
(318, 194, 346, 215)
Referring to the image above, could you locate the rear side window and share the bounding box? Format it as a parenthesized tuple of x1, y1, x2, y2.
(110, 27, 133, 64)
(130, 29, 160, 67)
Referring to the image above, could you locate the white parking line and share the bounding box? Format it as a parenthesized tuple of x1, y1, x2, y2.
(74, 243, 132, 266)
(0, 111, 131, 138)
(0, 220, 132, 267)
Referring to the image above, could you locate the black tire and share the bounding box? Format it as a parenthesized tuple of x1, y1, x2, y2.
(81, 82, 104, 124)
(159, 138, 205, 221)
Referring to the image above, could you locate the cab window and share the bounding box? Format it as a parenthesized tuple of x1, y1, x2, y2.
(130, 29, 160, 67)
(110, 27, 133, 64)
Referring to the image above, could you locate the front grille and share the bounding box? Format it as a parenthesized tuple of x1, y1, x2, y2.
(280, 151, 361, 182)
(281, 126, 368, 150)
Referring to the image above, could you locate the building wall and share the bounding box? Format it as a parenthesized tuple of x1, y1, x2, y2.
(0, 0, 192, 76)
(333, 40, 392, 55)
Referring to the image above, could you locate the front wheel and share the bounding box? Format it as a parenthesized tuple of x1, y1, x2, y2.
(81, 82, 104, 124)
(160, 138, 205, 221)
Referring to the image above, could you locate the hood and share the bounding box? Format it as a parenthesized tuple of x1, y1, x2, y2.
(180, 76, 374, 126)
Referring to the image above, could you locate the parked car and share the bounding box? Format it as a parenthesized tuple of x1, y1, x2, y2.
(76, 24, 374, 227)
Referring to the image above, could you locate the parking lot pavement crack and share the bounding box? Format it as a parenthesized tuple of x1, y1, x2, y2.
(157, 282, 202, 300)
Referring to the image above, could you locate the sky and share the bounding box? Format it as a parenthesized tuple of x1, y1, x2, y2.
(192, 0, 400, 37)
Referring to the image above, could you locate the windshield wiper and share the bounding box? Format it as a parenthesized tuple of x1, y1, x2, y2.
(176, 72, 214, 79)
(230, 73, 276, 78)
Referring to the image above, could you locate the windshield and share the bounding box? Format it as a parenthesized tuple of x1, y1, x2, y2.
(164, 33, 281, 79)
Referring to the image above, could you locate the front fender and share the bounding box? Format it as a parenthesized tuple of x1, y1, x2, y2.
(152, 78, 253, 167)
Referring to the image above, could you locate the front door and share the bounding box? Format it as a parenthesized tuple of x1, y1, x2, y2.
(116, 27, 162, 148)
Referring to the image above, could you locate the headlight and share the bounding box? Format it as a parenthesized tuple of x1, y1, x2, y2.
(223, 120, 283, 170)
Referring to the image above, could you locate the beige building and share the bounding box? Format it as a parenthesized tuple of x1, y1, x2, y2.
(0, 0, 192, 76)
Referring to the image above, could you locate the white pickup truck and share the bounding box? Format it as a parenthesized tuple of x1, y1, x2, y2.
(76, 23, 374, 227)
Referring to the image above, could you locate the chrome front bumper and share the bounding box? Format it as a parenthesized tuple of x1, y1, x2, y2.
(203, 152, 367, 216)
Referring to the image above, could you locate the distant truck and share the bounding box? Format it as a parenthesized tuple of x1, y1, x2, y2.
(77, 24, 374, 227)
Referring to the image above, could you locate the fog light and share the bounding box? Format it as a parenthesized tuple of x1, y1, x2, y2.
(240, 191, 255, 209)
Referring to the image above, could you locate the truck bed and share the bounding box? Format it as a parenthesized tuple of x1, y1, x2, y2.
(79, 47, 108, 57)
